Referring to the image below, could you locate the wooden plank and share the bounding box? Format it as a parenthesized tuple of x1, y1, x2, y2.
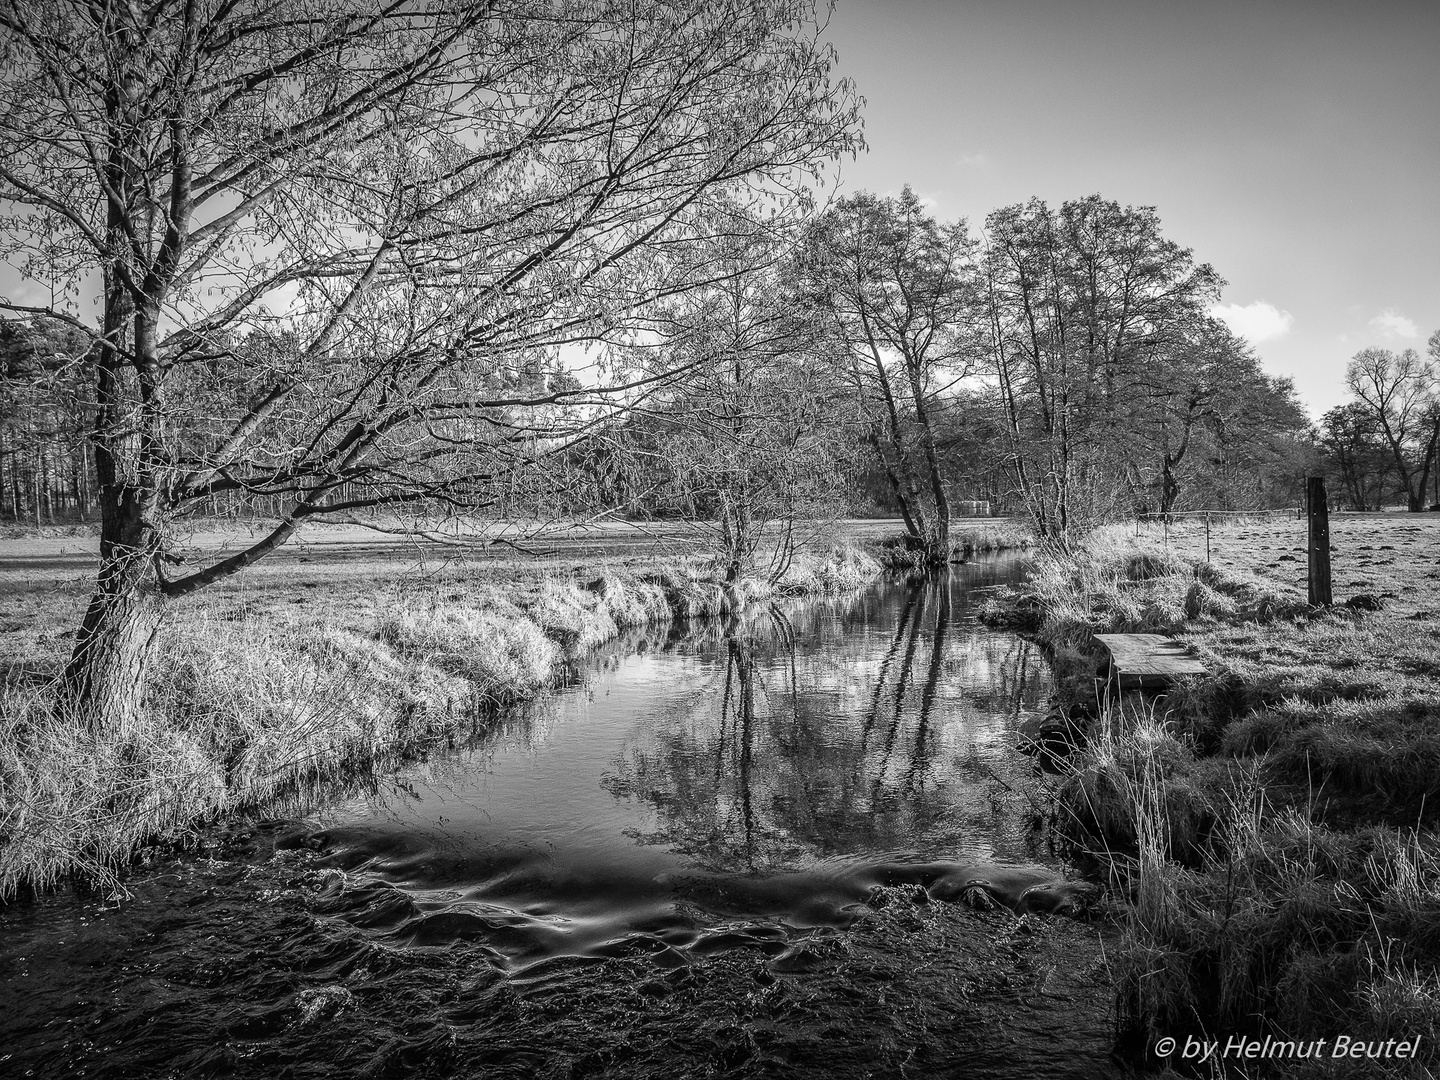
(1095, 633, 1207, 689)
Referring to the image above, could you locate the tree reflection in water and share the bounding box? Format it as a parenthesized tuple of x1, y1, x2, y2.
(603, 573, 1049, 873)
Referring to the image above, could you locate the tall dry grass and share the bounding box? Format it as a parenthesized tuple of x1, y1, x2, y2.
(1101, 731, 1440, 1074)
(0, 677, 225, 897)
(999, 526, 1440, 1073)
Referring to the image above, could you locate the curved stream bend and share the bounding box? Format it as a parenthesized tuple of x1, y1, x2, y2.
(0, 560, 1119, 1079)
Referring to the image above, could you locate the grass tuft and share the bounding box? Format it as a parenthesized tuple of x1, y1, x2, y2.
(1, 677, 225, 897)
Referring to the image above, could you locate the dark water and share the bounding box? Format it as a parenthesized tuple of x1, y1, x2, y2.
(1, 561, 1121, 1079)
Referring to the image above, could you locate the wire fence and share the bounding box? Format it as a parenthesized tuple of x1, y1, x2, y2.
(1137, 508, 1303, 522)
(1135, 508, 1305, 562)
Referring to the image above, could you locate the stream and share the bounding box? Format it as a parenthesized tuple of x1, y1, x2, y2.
(1, 559, 1122, 1079)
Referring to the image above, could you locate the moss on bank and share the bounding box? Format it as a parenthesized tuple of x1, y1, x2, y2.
(986, 528, 1440, 1075)
(0, 546, 880, 898)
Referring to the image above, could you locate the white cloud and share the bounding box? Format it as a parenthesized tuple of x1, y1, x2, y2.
(1368, 308, 1418, 340)
(1209, 300, 1294, 342)
(957, 152, 991, 168)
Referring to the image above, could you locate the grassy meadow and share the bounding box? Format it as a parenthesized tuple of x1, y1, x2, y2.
(991, 512, 1440, 1076)
(0, 516, 1029, 898)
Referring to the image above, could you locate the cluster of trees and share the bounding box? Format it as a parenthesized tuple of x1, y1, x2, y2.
(1319, 335, 1440, 511)
(597, 188, 1311, 558)
(977, 197, 1309, 534)
(0, 0, 1306, 724)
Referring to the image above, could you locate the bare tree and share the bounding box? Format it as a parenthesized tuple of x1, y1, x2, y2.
(1320, 403, 1394, 511)
(0, 0, 862, 725)
(1345, 347, 1438, 511)
(1430, 329, 1440, 508)
(704, 355, 839, 585)
(797, 187, 977, 564)
(616, 222, 858, 588)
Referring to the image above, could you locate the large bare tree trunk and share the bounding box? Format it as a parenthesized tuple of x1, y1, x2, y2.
(856, 318, 931, 551)
(867, 429, 923, 540)
(63, 270, 165, 729)
(64, 498, 163, 730)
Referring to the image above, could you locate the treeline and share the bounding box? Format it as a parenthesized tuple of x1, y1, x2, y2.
(0, 316, 569, 527)
(0, 317, 453, 525)
(574, 188, 1312, 560)
(1, 317, 94, 524)
(1, 189, 1318, 549)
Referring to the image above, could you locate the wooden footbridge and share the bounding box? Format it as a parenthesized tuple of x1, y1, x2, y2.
(1094, 633, 1207, 690)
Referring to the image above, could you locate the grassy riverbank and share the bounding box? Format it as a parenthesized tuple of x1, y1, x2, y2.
(989, 518, 1440, 1075)
(0, 540, 884, 898)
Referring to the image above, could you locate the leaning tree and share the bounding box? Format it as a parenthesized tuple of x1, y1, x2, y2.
(0, 0, 862, 725)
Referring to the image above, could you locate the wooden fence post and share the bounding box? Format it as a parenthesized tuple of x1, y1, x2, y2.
(1306, 476, 1332, 606)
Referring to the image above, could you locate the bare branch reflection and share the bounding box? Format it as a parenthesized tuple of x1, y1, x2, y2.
(604, 573, 1050, 871)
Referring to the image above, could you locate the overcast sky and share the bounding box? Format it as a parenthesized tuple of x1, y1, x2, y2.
(823, 0, 1440, 418)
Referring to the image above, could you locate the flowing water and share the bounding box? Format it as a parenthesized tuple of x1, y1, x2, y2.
(1, 560, 1121, 1079)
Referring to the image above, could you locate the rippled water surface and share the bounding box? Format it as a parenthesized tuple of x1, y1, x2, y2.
(2, 560, 1121, 1079)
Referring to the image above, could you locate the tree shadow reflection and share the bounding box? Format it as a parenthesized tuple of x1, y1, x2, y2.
(603, 574, 1048, 872)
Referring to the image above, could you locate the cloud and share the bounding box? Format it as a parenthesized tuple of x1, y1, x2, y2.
(957, 152, 991, 168)
(1368, 308, 1418, 340)
(1209, 300, 1294, 342)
